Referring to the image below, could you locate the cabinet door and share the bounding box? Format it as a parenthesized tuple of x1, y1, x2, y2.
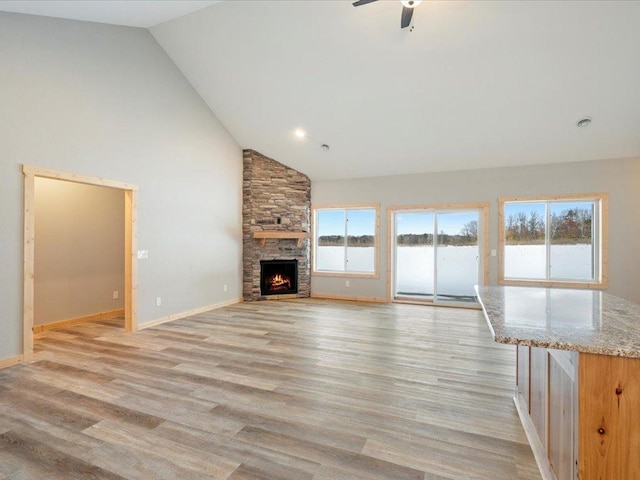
(517, 345, 530, 411)
(548, 350, 577, 480)
(530, 347, 548, 444)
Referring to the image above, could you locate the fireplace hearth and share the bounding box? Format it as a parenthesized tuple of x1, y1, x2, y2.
(260, 259, 298, 296)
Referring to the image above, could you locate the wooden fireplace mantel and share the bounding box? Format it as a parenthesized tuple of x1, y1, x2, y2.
(252, 231, 311, 247)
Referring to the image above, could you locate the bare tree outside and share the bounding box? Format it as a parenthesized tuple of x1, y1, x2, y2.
(505, 207, 592, 244)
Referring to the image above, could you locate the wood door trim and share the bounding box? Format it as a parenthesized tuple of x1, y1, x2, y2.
(23, 171, 35, 361)
(22, 165, 139, 360)
(22, 165, 138, 191)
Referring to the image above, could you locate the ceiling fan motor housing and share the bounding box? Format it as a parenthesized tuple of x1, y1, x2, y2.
(353, 0, 421, 29)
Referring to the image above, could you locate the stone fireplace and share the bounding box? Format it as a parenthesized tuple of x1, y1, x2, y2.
(242, 149, 311, 301)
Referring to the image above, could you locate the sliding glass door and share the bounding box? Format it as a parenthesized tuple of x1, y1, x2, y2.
(393, 208, 483, 305)
(395, 212, 435, 300)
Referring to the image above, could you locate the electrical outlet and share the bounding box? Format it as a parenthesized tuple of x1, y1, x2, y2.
(137, 250, 149, 259)
(156, 297, 162, 307)
(491, 249, 497, 257)
(223, 284, 228, 292)
(345, 280, 350, 288)
(113, 291, 119, 300)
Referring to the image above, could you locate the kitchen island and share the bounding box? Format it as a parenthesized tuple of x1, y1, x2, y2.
(476, 285, 640, 480)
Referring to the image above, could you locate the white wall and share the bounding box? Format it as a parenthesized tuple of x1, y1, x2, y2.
(34, 178, 124, 326)
(311, 157, 640, 304)
(0, 13, 243, 360)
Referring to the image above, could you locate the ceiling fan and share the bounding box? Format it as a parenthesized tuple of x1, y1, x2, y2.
(353, 0, 422, 29)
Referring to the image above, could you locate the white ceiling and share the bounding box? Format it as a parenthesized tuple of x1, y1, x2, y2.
(0, 0, 218, 28)
(2, 1, 640, 180)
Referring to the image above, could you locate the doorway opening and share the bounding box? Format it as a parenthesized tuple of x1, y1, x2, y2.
(23, 165, 138, 361)
(388, 203, 489, 307)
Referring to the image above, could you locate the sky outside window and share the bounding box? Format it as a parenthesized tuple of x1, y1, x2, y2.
(396, 211, 478, 235)
(317, 209, 345, 237)
(317, 209, 374, 237)
(346, 209, 375, 236)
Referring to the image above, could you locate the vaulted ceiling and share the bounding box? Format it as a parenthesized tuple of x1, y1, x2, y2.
(2, 1, 640, 180)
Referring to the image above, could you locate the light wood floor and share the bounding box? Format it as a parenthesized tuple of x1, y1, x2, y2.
(0, 299, 541, 479)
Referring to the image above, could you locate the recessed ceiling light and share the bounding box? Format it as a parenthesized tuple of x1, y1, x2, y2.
(294, 129, 306, 139)
(577, 117, 592, 128)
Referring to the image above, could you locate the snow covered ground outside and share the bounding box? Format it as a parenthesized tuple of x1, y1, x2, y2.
(315, 246, 375, 273)
(504, 244, 593, 280)
(395, 245, 478, 298)
(316, 244, 593, 298)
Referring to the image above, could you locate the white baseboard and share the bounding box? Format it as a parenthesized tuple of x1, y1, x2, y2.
(139, 297, 243, 330)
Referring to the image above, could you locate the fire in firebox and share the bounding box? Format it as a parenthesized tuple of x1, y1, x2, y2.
(260, 259, 298, 296)
(268, 274, 291, 292)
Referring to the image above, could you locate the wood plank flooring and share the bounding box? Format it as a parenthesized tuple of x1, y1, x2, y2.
(0, 299, 540, 479)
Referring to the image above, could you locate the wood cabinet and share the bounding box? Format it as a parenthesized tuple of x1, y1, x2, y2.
(516, 347, 640, 480)
(516, 346, 578, 480)
(517, 345, 530, 410)
(547, 350, 577, 480)
(578, 353, 640, 479)
(478, 285, 640, 480)
(530, 347, 548, 443)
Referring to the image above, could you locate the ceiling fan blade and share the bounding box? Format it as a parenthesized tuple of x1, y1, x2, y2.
(400, 6, 414, 28)
(352, 0, 378, 6)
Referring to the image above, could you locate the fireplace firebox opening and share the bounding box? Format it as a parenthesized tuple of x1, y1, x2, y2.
(260, 259, 298, 296)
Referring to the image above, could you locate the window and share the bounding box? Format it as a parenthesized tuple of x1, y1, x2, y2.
(313, 204, 379, 277)
(499, 194, 608, 288)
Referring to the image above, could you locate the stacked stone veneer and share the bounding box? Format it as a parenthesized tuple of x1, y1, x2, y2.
(243, 149, 311, 301)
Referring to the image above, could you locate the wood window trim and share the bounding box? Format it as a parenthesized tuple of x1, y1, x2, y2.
(386, 202, 490, 303)
(498, 193, 609, 289)
(311, 203, 380, 278)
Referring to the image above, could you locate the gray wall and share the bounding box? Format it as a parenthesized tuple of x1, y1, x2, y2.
(311, 157, 640, 304)
(34, 178, 124, 326)
(0, 13, 243, 360)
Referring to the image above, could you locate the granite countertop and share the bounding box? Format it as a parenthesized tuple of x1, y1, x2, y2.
(476, 285, 640, 358)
